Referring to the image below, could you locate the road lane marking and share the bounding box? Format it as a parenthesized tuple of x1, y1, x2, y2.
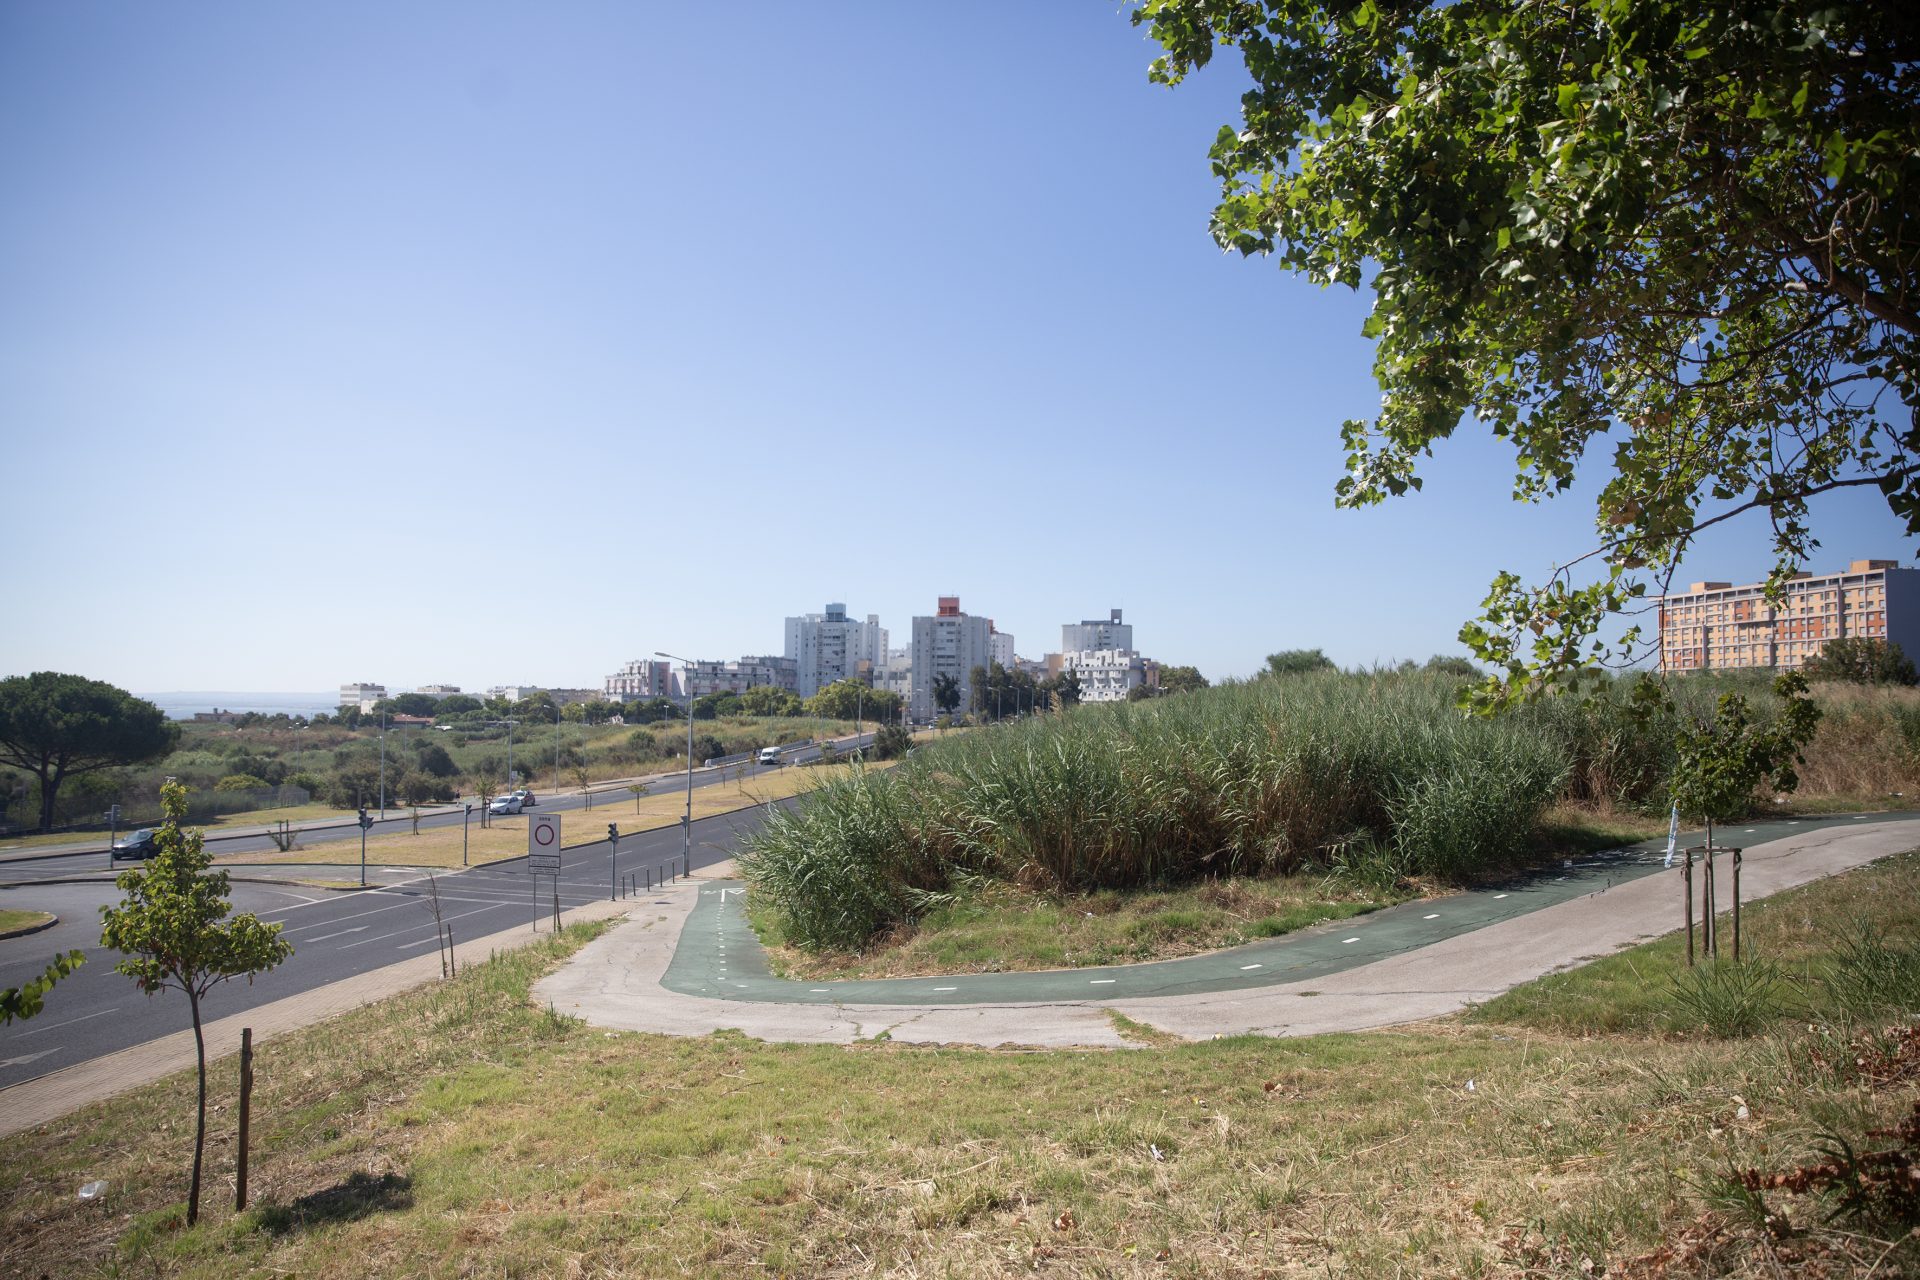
(1089, 979, 1116, 985)
(1424, 914, 1440, 920)
(1239, 964, 1262, 971)
(309, 926, 370, 943)
(16, 1006, 120, 1038)
(1494, 893, 1509, 899)
(1342, 937, 1360, 944)
(934, 987, 956, 992)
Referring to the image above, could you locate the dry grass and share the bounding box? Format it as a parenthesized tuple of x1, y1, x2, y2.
(221, 764, 884, 869)
(4, 857, 1917, 1277)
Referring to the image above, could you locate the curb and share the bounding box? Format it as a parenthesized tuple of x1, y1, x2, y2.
(0, 913, 58, 941)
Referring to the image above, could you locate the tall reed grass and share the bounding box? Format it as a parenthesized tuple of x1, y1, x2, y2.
(741, 669, 1920, 952)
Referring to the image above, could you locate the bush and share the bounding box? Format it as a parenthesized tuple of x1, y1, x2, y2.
(214, 774, 270, 792)
(1668, 958, 1791, 1037)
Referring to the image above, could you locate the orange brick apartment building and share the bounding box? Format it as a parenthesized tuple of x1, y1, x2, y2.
(1659, 559, 1920, 672)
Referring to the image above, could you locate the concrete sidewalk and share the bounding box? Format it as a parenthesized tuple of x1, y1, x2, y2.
(532, 818, 1920, 1049)
(0, 893, 643, 1138)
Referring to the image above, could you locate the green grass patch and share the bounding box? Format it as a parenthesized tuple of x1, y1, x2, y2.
(748, 873, 1410, 980)
(1472, 848, 1920, 1036)
(0, 907, 55, 934)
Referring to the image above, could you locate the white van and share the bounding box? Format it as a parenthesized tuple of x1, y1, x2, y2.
(758, 746, 783, 767)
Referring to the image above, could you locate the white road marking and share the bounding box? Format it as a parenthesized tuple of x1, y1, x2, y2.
(1, 1048, 60, 1068)
(1089, 979, 1116, 985)
(1342, 937, 1360, 944)
(1494, 893, 1509, 899)
(1423, 914, 1440, 920)
(1239, 964, 1262, 971)
(934, 986, 956, 992)
(16, 1006, 120, 1038)
(309, 926, 369, 943)
(810, 988, 830, 993)
(396, 937, 442, 950)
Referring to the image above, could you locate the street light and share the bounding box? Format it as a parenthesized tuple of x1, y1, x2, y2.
(656, 651, 696, 872)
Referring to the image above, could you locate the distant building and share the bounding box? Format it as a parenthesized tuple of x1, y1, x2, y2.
(547, 688, 608, 706)
(909, 596, 994, 721)
(192, 708, 241, 724)
(416, 684, 462, 697)
(682, 655, 799, 700)
(1062, 609, 1132, 655)
(1659, 558, 1920, 672)
(1063, 648, 1148, 703)
(878, 647, 913, 698)
(486, 686, 542, 703)
(604, 659, 679, 701)
(339, 683, 386, 712)
(784, 602, 888, 698)
(989, 626, 1015, 670)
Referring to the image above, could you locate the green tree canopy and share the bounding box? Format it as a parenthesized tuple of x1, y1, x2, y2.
(931, 673, 962, 717)
(807, 679, 898, 723)
(1263, 649, 1337, 678)
(99, 781, 292, 1225)
(0, 672, 179, 831)
(1136, 1, 1920, 709)
(1158, 665, 1209, 694)
(739, 684, 804, 717)
(1802, 637, 1919, 686)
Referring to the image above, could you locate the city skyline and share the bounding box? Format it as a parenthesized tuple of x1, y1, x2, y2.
(2, 3, 1909, 693)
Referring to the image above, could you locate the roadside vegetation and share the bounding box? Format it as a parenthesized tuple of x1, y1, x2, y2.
(742, 668, 1920, 958)
(5, 853, 1918, 1277)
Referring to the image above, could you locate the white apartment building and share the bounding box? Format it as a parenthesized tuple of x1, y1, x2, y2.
(878, 648, 913, 699)
(416, 684, 462, 697)
(784, 603, 888, 698)
(1062, 609, 1132, 654)
(989, 627, 1016, 669)
(682, 655, 799, 700)
(339, 683, 386, 712)
(1062, 649, 1148, 703)
(909, 596, 994, 721)
(604, 659, 679, 701)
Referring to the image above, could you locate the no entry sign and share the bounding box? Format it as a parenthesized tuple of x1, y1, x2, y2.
(528, 812, 562, 874)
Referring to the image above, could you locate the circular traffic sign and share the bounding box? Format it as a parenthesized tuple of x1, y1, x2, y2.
(534, 822, 556, 847)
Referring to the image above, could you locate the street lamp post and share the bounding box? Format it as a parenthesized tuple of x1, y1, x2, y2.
(656, 651, 695, 873)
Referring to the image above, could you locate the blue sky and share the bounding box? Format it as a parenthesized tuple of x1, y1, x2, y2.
(2, 2, 1909, 693)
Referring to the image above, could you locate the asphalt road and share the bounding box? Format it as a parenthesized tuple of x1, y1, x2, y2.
(0, 794, 793, 1092)
(0, 732, 871, 885)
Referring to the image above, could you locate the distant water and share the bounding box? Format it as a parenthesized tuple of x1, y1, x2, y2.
(139, 692, 340, 721)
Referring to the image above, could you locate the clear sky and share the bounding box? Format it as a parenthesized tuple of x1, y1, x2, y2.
(2, 2, 1910, 693)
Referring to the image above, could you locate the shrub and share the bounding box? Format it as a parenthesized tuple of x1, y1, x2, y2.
(213, 774, 270, 792)
(1668, 958, 1791, 1037)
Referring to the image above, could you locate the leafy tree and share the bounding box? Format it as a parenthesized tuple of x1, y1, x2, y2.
(213, 773, 269, 792)
(809, 678, 898, 723)
(1263, 649, 1336, 678)
(374, 692, 439, 718)
(0, 673, 179, 831)
(739, 684, 804, 717)
(1043, 669, 1083, 707)
(1126, 683, 1159, 703)
(931, 673, 962, 719)
(871, 721, 913, 760)
(1135, 0, 1920, 710)
(411, 740, 459, 778)
(474, 772, 498, 827)
(1423, 656, 1485, 680)
(1158, 665, 1209, 694)
(692, 692, 741, 720)
(400, 771, 454, 805)
(1, 950, 85, 1024)
(1802, 637, 1920, 686)
(99, 781, 292, 1226)
(694, 735, 727, 765)
(334, 705, 364, 728)
(435, 694, 482, 717)
(1670, 673, 1823, 855)
(625, 697, 677, 724)
(512, 692, 559, 725)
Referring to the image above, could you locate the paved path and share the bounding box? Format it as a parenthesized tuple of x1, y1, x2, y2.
(533, 814, 1920, 1048)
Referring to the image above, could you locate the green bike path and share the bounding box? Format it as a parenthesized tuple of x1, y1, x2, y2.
(662, 811, 1911, 1008)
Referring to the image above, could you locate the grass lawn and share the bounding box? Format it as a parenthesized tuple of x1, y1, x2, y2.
(5, 854, 1917, 1277)
(750, 874, 1412, 980)
(223, 763, 886, 869)
(0, 907, 55, 934)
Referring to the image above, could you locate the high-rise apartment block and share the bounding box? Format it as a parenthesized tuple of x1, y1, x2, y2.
(909, 596, 994, 721)
(604, 659, 679, 701)
(784, 602, 888, 698)
(1659, 558, 1920, 672)
(1062, 609, 1132, 654)
(1063, 649, 1149, 702)
(989, 627, 1016, 670)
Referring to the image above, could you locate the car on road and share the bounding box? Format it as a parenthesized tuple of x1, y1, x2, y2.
(110, 829, 158, 860)
(757, 747, 783, 767)
(488, 795, 524, 816)
(512, 788, 536, 807)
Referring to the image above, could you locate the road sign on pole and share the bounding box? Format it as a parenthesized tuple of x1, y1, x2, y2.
(528, 812, 562, 874)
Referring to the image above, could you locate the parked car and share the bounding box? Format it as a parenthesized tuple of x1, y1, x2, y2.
(512, 788, 537, 807)
(488, 795, 524, 816)
(111, 829, 158, 860)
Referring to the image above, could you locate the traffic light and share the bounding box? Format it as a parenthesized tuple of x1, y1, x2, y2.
(357, 807, 371, 830)
(607, 823, 619, 843)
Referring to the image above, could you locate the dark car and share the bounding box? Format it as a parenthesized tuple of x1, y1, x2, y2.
(111, 828, 158, 860)
(512, 788, 537, 807)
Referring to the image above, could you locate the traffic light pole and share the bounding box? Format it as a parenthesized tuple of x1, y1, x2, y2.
(358, 807, 372, 888)
(608, 823, 619, 901)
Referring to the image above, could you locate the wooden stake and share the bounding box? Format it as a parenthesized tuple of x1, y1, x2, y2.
(235, 1027, 253, 1212)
